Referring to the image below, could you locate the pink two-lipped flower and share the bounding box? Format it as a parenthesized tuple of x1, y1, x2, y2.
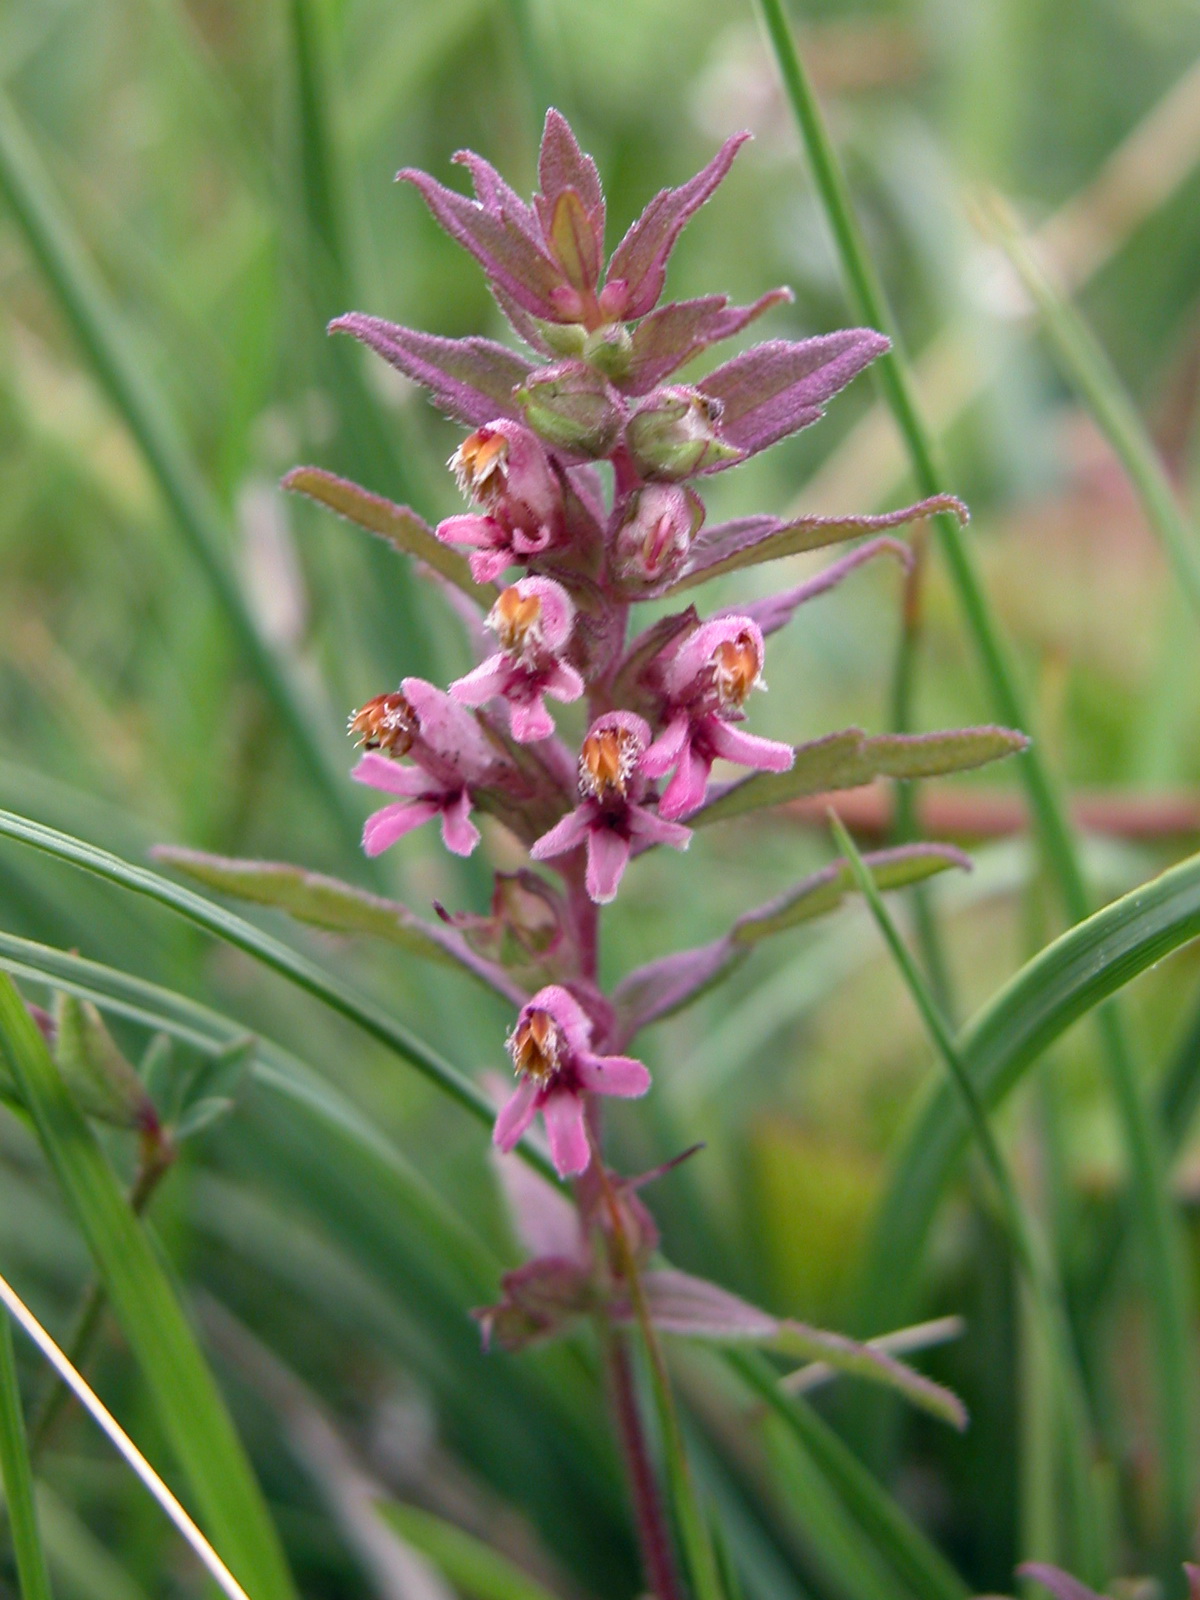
(352, 678, 497, 857)
(437, 420, 565, 585)
(531, 711, 691, 904)
(450, 575, 584, 743)
(642, 616, 794, 819)
(495, 984, 650, 1176)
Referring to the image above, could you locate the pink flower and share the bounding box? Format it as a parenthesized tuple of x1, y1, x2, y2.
(436, 421, 565, 583)
(450, 576, 584, 742)
(612, 483, 704, 592)
(642, 617, 794, 819)
(494, 984, 650, 1176)
(352, 678, 497, 857)
(531, 711, 691, 904)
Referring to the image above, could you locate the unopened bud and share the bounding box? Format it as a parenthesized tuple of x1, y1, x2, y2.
(54, 993, 156, 1130)
(516, 361, 622, 458)
(613, 483, 704, 591)
(626, 387, 742, 480)
(582, 322, 632, 381)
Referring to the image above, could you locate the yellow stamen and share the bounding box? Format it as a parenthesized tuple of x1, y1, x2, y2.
(491, 587, 544, 655)
(711, 631, 761, 711)
(452, 429, 509, 503)
(579, 726, 637, 801)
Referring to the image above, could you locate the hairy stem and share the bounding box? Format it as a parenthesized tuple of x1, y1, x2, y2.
(603, 1324, 685, 1600)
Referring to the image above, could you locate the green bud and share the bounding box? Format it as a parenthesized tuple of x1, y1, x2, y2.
(583, 322, 633, 381)
(54, 992, 155, 1129)
(516, 360, 622, 457)
(626, 387, 742, 479)
(535, 321, 588, 357)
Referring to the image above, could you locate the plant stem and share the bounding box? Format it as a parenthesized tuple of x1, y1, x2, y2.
(603, 1325, 685, 1600)
(754, 2, 1195, 1566)
(0, 1311, 54, 1600)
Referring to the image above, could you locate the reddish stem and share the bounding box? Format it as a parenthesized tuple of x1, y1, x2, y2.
(604, 1327, 684, 1600)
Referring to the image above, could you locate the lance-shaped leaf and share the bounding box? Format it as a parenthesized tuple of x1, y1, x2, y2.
(625, 289, 791, 393)
(732, 842, 971, 944)
(696, 329, 888, 461)
(696, 726, 1030, 828)
(731, 536, 912, 638)
(282, 466, 492, 604)
(150, 848, 524, 1004)
(636, 1269, 966, 1429)
(666, 494, 966, 592)
(397, 167, 565, 319)
(538, 109, 604, 228)
(611, 844, 968, 1040)
(329, 314, 531, 428)
(605, 132, 751, 321)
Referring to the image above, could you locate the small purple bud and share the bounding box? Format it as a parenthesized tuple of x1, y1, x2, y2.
(516, 361, 623, 458)
(626, 386, 743, 479)
(613, 483, 704, 592)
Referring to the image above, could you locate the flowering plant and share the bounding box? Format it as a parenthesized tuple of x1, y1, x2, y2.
(157, 111, 1029, 1594)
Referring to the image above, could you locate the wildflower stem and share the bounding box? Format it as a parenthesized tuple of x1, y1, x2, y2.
(831, 812, 1105, 1584)
(589, 1133, 724, 1600)
(603, 1323, 686, 1600)
(756, 1, 1195, 1566)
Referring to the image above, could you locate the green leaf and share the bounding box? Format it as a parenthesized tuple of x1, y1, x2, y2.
(375, 1501, 562, 1600)
(733, 843, 970, 944)
(0, 808, 562, 1182)
(0, 976, 296, 1600)
(771, 1323, 966, 1431)
(282, 466, 493, 604)
(0, 1312, 54, 1600)
(150, 846, 520, 1001)
(724, 1349, 969, 1600)
(861, 845, 1200, 1333)
(696, 726, 1028, 828)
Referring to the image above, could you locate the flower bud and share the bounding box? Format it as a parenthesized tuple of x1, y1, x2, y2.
(626, 386, 742, 480)
(516, 361, 622, 458)
(582, 322, 632, 381)
(450, 420, 564, 543)
(54, 993, 157, 1130)
(613, 483, 704, 591)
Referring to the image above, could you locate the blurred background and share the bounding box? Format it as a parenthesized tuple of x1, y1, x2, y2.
(3, 0, 1200, 1595)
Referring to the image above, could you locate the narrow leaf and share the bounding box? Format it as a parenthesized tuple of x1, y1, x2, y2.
(375, 1501, 561, 1600)
(733, 843, 970, 944)
(667, 495, 966, 592)
(151, 847, 523, 1002)
(282, 466, 491, 603)
(0, 978, 295, 1600)
(696, 726, 1029, 827)
(0, 1312, 54, 1600)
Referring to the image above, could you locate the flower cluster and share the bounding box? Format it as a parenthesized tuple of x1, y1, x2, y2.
(322, 112, 976, 1178)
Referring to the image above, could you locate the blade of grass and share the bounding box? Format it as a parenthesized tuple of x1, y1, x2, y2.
(978, 191, 1200, 624)
(0, 1309, 53, 1600)
(723, 1348, 968, 1600)
(753, 4, 1196, 1560)
(375, 1501, 563, 1600)
(0, 92, 359, 851)
(830, 814, 1105, 1583)
(0, 1269, 249, 1600)
(0, 807, 561, 1184)
(0, 978, 294, 1600)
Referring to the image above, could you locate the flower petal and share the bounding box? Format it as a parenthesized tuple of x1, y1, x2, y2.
(542, 1091, 591, 1177)
(352, 752, 431, 797)
(543, 661, 584, 703)
(530, 807, 592, 861)
(439, 790, 481, 856)
(493, 1078, 540, 1152)
(585, 827, 632, 904)
(658, 744, 712, 820)
(642, 713, 690, 779)
(362, 799, 440, 856)
(449, 656, 509, 708)
(577, 1053, 651, 1098)
(524, 985, 594, 1054)
(508, 694, 556, 743)
(627, 805, 693, 851)
(707, 721, 795, 774)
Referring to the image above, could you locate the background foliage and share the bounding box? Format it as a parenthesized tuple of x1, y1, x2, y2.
(3, 0, 1200, 1596)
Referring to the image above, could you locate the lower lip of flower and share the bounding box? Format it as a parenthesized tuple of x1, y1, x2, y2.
(579, 727, 637, 801)
(348, 692, 418, 754)
(508, 1009, 564, 1082)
